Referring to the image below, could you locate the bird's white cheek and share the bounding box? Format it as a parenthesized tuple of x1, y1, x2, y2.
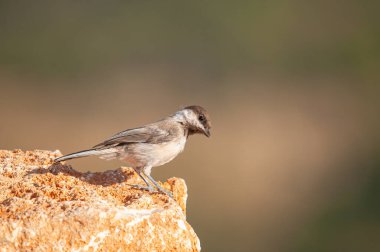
(183, 110, 201, 128)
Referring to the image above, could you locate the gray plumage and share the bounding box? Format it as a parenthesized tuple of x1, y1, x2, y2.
(54, 105, 211, 197)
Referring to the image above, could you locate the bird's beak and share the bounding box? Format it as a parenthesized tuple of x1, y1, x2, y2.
(203, 128, 211, 138)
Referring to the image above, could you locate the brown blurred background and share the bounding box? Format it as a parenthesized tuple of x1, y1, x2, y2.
(1, 1, 379, 251)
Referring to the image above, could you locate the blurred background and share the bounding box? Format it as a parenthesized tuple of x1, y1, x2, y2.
(1, 1, 379, 251)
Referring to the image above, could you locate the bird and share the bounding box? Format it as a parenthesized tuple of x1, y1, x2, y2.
(54, 105, 211, 197)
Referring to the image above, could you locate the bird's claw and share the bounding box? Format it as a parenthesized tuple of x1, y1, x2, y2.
(158, 188, 174, 198)
(128, 184, 157, 193)
(130, 184, 173, 198)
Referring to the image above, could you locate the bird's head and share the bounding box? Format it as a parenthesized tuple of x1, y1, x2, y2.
(178, 105, 211, 137)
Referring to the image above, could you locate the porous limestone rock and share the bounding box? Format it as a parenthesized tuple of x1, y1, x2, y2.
(0, 150, 200, 252)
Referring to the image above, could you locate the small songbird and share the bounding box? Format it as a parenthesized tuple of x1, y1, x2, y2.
(54, 105, 211, 197)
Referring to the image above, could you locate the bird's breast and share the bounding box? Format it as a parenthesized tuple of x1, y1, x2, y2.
(146, 136, 187, 167)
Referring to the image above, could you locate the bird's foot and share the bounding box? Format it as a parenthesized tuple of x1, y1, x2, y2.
(128, 184, 157, 193)
(142, 173, 174, 199)
(157, 187, 174, 198)
(129, 184, 173, 198)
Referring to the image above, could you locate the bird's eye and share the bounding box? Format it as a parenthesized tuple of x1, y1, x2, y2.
(198, 115, 205, 122)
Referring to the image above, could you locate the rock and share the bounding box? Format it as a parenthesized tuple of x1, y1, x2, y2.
(0, 150, 200, 251)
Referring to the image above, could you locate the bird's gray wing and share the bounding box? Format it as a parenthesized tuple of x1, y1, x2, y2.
(93, 124, 175, 149)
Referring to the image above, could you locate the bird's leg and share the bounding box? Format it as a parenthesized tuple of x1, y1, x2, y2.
(143, 171, 173, 198)
(129, 167, 156, 192)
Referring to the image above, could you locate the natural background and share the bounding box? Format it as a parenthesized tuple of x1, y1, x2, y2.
(1, 1, 379, 251)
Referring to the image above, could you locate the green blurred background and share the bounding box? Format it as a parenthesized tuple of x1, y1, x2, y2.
(1, 1, 379, 251)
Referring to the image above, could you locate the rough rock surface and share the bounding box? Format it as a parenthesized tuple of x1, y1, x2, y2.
(0, 150, 200, 252)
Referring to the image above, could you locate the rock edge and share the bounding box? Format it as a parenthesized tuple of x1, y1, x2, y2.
(0, 149, 200, 252)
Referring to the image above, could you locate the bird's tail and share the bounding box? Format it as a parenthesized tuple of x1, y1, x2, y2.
(54, 149, 100, 163)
